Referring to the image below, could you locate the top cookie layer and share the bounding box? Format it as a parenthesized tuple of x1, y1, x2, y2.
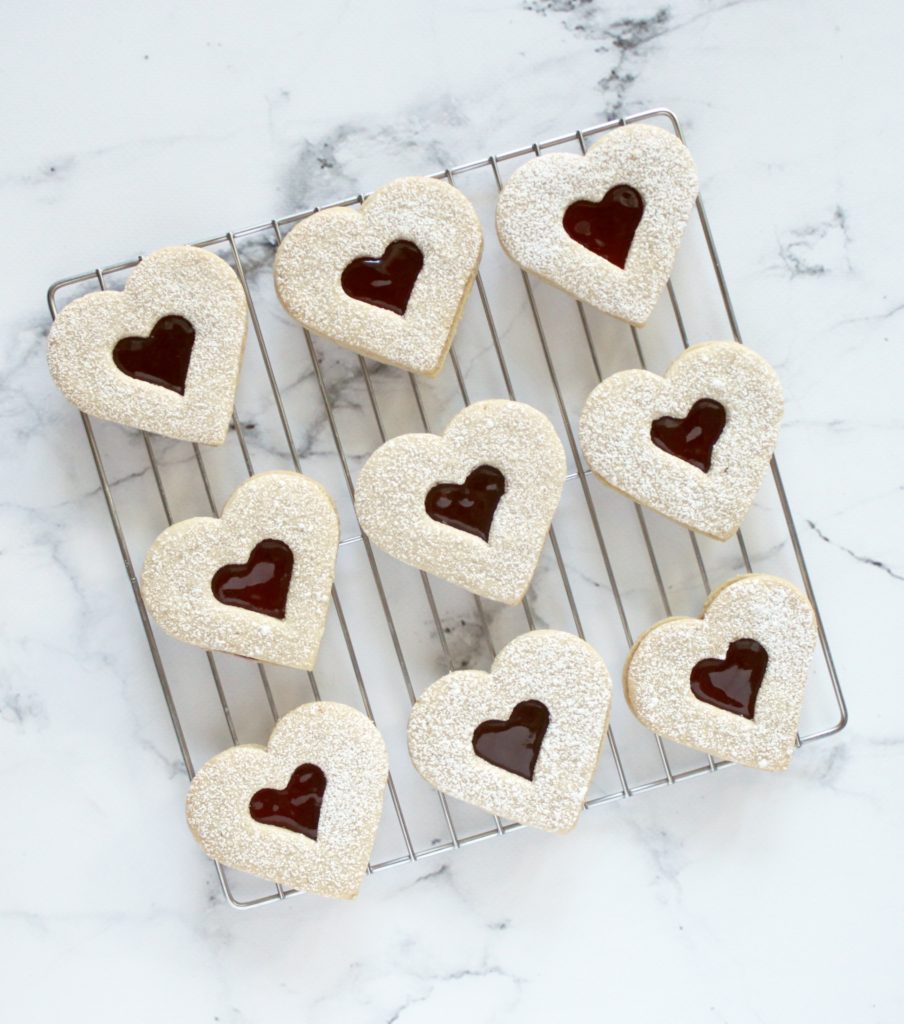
(47, 246, 248, 445)
(496, 124, 698, 325)
(274, 177, 483, 377)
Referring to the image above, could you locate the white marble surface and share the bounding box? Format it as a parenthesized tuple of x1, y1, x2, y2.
(3, 1, 903, 1020)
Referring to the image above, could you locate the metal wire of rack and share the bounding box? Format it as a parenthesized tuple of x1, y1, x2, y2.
(47, 108, 848, 909)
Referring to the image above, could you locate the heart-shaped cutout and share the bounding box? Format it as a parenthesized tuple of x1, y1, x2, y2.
(354, 400, 567, 605)
(562, 185, 644, 268)
(408, 630, 611, 832)
(496, 124, 698, 326)
(425, 464, 506, 542)
(274, 177, 482, 376)
(249, 763, 326, 839)
(340, 239, 424, 315)
(112, 314, 195, 395)
(472, 699, 550, 780)
(624, 574, 817, 771)
(211, 538, 294, 619)
(650, 397, 727, 473)
(186, 702, 388, 898)
(141, 471, 338, 670)
(48, 246, 247, 445)
(690, 638, 768, 719)
(580, 341, 783, 539)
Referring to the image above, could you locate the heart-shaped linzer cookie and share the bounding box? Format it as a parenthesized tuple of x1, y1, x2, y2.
(186, 702, 389, 898)
(141, 472, 338, 670)
(624, 574, 818, 771)
(496, 124, 698, 326)
(273, 177, 483, 377)
(47, 246, 248, 445)
(407, 630, 612, 832)
(579, 341, 784, 540)
(354, 400, 567, 605)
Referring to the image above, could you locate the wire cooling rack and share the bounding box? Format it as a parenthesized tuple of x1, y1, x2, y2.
(47, 108, 848, 909)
